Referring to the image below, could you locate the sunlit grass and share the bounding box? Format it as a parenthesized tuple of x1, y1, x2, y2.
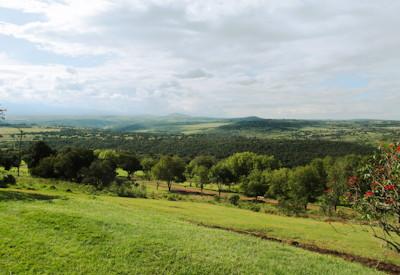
(0, 188, 384, 274)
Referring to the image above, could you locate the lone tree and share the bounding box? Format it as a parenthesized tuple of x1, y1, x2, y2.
(151, 155, 185, 192)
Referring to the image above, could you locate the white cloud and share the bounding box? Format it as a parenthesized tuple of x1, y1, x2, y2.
(0, 0, 399, 118)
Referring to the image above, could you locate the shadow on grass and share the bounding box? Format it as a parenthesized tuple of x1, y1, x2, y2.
(0, 190, 60, 202)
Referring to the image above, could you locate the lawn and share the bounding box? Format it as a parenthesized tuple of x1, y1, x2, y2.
(0, 188, 385, 275)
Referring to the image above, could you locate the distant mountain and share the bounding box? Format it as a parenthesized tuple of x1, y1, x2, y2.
(219, 118, 321, 131)
(4, 114, 226, 132)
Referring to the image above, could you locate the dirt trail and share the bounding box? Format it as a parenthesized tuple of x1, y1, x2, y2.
(192, 222, 400, 275)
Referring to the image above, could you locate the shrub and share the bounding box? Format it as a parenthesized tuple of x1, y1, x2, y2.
(214, 195, 221, 202)
(109, 181, 147, 198)
(249, 204, 261, 212)
(3, 174, 16, 185)
(278, 198, 306, 215)
(30, 156, 56, 178)
(165, 193, 182, 201)
(229, 194, 240, 205)
(0, 174, 16, 188)
(350, 143, 400, 252)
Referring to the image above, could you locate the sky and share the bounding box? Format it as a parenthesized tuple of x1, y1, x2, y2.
(0, 0, 399, 119)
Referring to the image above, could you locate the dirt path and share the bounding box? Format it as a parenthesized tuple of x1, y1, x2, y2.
(191, 222, 400, 275)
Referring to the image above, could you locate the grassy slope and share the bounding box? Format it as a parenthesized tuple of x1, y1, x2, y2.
(3, 168, 400, 266)
(106, 196, 400, 266)
(0, 188, 383, 275)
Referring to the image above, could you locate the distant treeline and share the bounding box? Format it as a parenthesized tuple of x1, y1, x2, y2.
(30, 129, 375, 167)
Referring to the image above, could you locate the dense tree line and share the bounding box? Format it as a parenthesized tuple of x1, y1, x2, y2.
(0, 141, 368, 215)
(23, 142, 142, 189)
(24, 129, 374, 167)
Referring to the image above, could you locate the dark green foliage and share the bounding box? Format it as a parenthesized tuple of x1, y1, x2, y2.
(209, 161, 235, 196)
(0, 151, 19, 170)
(229, 194, 240, 205)
(321, 155, 365, 215)
(30, 156, 57, 178)
(0, 174, 16, 188)
(151, 155, 185, 191)
(81, 160, 116, 189)
(53, 148, 95, 181)
(266, 168, 291, 199)
(267, 165, 327, 213)
(116, 153, 142, 179)
(241, 169, 268, 198)
(36, 129, 373, 167)
(220, 119, 318, 131)
(24, 141, 54, 168)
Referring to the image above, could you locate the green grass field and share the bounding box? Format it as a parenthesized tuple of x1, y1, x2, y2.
(0, 187, 385, 275)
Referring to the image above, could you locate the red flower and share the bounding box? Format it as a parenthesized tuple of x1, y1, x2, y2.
(397, 145, 400, 153)
(384, 184, 396, 191)
(364, 191, 374, 198)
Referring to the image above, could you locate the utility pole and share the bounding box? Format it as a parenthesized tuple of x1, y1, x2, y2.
(16, 128, 24, 177)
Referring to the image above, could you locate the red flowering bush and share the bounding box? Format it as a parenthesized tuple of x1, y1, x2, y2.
(350, 143, 400, 252)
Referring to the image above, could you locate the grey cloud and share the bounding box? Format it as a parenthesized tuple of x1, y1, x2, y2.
(0, 0, 400, 118)
(175, 69, 212, 79)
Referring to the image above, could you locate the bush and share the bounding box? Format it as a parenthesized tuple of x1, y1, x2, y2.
(30, 156, 56, 178)
(350, 143, 400, 252)
(0, 174, 16, 188)
(3, 174, 16, 185)
(229, 194, 240, 205)
(109, 181, 147, 198)
(278, 198, 306, 215)
(249, 204, 261, 212)
(165, 193, 182, 201)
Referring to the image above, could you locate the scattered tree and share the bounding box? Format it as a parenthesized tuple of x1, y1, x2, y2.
(151, 155, 185, 191)
(117, 153, 142, 179)
(209, 161, 234, 197)
(81, 159, 116, 189)
(192, 165, 209, 193)
(141, 156, 157, 180)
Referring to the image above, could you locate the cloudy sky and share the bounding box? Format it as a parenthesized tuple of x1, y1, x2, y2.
(0, 0, 399, 119)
